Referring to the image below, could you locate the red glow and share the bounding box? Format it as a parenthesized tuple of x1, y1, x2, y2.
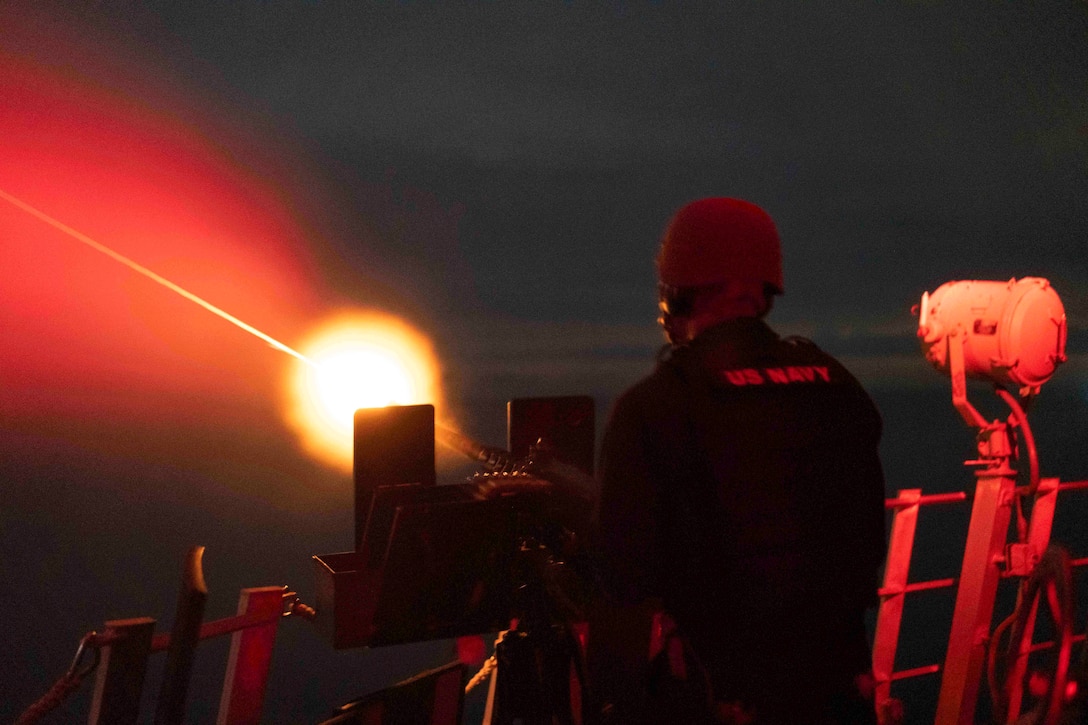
(456, 635, 488, 667)
(0, 8, 454, 487)
(0, 9, 325, 434)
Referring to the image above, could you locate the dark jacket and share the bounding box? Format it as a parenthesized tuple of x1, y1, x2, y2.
(592, 318, 885, 724)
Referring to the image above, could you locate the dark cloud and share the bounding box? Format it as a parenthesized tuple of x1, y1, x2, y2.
(77, 2, 1082, 337)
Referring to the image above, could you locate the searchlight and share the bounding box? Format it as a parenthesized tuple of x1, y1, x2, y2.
(916, 277, 1067, 429)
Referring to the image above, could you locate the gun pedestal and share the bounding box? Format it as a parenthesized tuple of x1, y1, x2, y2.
(482, 542, 587, 725)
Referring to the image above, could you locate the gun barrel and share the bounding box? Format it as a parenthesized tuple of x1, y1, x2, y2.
(435, 423, 511, 470)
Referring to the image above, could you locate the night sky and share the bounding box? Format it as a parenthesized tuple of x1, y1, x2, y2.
(2, 3, 1087, 723)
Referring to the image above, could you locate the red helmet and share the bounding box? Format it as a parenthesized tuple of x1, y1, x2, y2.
(656, 197, 783, 293)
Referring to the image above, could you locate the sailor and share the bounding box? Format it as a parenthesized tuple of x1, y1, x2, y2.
(589, 198, 886, 724)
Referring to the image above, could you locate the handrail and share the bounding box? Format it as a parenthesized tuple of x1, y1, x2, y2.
(885, 492, 968, 509)
(878, 476, 1088, 722)
(890, 664, 941, 682)
(1057, 479, 1088, 491)
(150, 602, 285, 653)
(878, 578, 956, 598)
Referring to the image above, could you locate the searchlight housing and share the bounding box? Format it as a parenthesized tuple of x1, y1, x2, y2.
(916, 277, 1067, 431)
(917, 278, 1067, 393)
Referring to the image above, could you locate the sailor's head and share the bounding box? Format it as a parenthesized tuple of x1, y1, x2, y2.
(656, 198, 783, 344)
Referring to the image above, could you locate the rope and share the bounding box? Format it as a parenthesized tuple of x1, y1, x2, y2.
(15, 631, 107, 725)
(15, 672, 88, 725)
(464, 630, 511, 695)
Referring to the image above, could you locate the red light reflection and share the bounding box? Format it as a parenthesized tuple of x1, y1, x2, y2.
(0, 9, 325, 434)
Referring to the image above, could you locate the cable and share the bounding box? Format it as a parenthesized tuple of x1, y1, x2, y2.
(996, 386, 1040, 496)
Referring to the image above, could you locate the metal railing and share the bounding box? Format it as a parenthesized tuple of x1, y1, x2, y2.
(872, 478, 1088, 724)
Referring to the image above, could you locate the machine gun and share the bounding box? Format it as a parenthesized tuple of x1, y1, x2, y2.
(313, 396, 597, 725)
